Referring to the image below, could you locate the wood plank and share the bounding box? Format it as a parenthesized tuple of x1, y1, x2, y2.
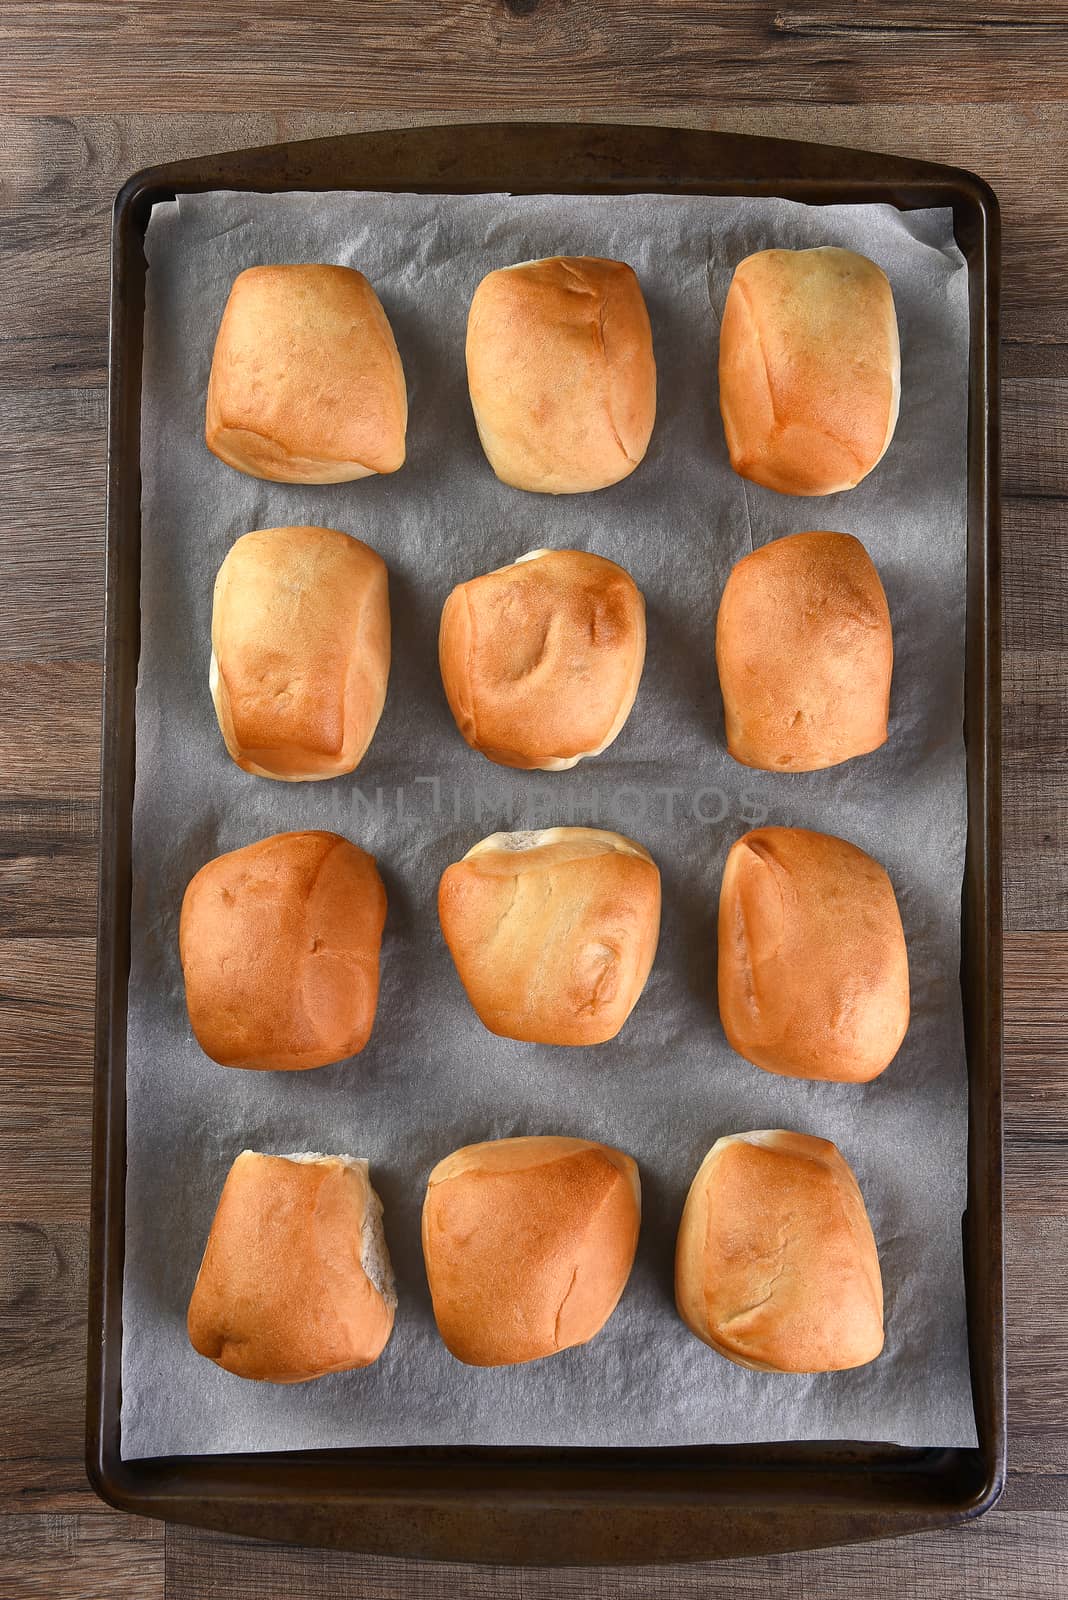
(1004, 932, 1068, 1146)
(1002, 499, 1068, 654)
(0, 227, 110, 390)
(0, 663, 101, 797)
(1, 4, 1067, 114)
(1007, 1212, 1068, 1475)
(0, 668, 99, 936)
(0, 843, 99, 940)
(163, 1499, 1068, 1598)
(0, 1513, 163, 1599)
(1003, 652, 1068, 931)
(0, 1223, 91, 1507)
(0, 941, 95, 1222)
(1003, 380, 1068, 500)
(0, 392, 105, 659)
(1004, 933, 1068, 1472)
(0, 662, 100, 946)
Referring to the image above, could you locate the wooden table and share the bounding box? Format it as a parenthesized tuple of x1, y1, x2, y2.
(1, 5, 1065, 1595)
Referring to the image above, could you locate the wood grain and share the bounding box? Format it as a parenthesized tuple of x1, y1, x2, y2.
(0, 1224, 90, 1506)
(0, 942, 96, 1225)
(164, 1483, 1068, 1600)
(0, 3, 1067, 1588)
(0, 1514, 163, 1599)
(0, 391, 106, 659)
(1, 3, 1067, 113)
(1003, 652, 1068, 929)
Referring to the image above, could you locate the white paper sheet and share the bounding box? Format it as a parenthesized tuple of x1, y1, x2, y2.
(121, 188, 976, 1458)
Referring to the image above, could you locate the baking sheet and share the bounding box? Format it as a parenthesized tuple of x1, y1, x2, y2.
(121, 188, 975, 1458)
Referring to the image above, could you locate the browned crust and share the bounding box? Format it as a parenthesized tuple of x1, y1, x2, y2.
(188, 1151, 395, 1383)
(438, 548, 646, 769)
(675, 1131, 884, 1373)
(717, 825, 910, 1083)
(422, 1136, 641, 1366)
(210, 525, 390, 781)
(179, 830, 386, 1070)
(718, 247, 900, 497)
(438, 827, 661, 1046)
(466, 256, 656, 494)
(205, 265, 407, 484)
(715, 530, 893, 773)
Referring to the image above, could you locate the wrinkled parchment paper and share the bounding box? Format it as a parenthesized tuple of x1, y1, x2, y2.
(121, 189, 976, 1458)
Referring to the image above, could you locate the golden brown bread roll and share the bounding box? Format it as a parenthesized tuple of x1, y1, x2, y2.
(716, 531, 893, 772)
(465, 256, 656, 493)
(179, 830, 386, 1070)
(718, 826, 910, 1083)
(675, 1130, 884, 1373)
(438, 827, 661, 1045)
(438, 548, 646, 770)
(187, 1151, 396, 1383)
(422, 1136, 641, 1366)
(718, 247, 900, 496)
(210, 525, 390, 781)
(206, 265, 407, 484)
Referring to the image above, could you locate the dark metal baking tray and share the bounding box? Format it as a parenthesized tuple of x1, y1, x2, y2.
(87, 122, 1003, 1565)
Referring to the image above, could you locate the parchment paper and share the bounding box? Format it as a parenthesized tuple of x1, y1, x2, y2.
(121, 188, 976, 1458)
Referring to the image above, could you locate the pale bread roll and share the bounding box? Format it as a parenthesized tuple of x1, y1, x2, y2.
(438, 827, 661, 1046)
(675, 1131, 884, 1373)
(438, 548, 646, 770)
(716, 531, 893, 772)
(206, 265, 407, 484)
(718, 826, 909, 1083)
(210, 525, 390, 781)
(187, 1151, 396, 1383)
(179, 830, 386, 1070)
(466, 256, 656, 493)
(719, 247, 900, 496)
(422, 1136, 641, 1366)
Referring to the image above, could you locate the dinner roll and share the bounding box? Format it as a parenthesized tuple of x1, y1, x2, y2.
(466, 256, 656, 493)
(718, 826, 909, 1083)
(188, 1151, 396, 1383)
(180, 830, 386, 1070)
(438, 827, 661, 1045)
(716, 531, 892, 771)
(210, 525, 390, 781)
(439, 548, 646, 770)
(718, 246, 900, 495)
(206, 264, 407, 483)
(422, 1136, 640, 1366)
(675, 1131, 884, 1372)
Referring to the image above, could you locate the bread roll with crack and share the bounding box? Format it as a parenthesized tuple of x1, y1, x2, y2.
(210, 525, 390, 781)
(179, 830, 386, 1070)
(422, 1136, 640, 1366)
(718, 247, 899, 495)
(675, 1130, 884, 1372)
(466, 256, 656, 493)
(716, 531, 893, 772)
(206, 265, 407, 483)
(187, 1151, 396, 1382)
(438, 548, 645, 769)
(718, 826, 909, 1083)
(438, 827, 661, 1045)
